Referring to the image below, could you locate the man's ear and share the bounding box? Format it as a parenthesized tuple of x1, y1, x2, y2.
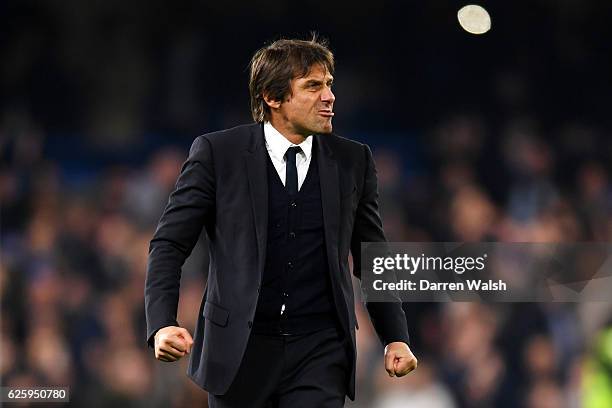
(263, 94, 282, 110)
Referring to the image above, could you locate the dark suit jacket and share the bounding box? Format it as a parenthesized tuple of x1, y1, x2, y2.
(144, 123, 409, 400)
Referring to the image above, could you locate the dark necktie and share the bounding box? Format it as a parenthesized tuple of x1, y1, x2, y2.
(285, 146, 301, 195)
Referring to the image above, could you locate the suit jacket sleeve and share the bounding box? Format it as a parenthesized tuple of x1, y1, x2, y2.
(144, 136, 215, 348)
(350, 144, 410, 347)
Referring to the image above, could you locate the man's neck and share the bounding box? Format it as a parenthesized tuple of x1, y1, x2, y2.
(268, 118, 306, 145)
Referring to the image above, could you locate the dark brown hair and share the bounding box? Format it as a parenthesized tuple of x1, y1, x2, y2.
(248, 35, 335, 122)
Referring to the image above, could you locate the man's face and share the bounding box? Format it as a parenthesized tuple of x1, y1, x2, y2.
(272, 64, 335, 137)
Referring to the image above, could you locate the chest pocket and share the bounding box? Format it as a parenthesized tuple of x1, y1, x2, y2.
(340, 183, 358, 216)
(340, 183, 357, 200)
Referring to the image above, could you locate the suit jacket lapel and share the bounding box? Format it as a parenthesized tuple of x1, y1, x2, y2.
(245, 124, 268, 279)
(316, 135, 340, 266)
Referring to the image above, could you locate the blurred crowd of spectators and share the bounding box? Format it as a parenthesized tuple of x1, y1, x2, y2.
(2, 1, 612, 406)
(353, 113, 612, 407)
(2, 110, 611, 407)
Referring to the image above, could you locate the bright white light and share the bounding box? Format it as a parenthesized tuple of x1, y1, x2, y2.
(457, 4, 491, 35)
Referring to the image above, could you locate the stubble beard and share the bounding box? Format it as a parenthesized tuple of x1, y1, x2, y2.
(314, 117, 333, 135)
(294, 117, 333, 137)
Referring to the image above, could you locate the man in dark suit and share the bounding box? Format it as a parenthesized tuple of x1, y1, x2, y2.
(145, 37, 417, 407)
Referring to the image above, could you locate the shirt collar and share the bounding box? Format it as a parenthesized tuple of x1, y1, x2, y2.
(264, 122, 313, 162)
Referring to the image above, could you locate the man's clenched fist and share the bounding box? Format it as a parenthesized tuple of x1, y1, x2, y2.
(154, 326, 194, 362)
(384, 342, 418, 377)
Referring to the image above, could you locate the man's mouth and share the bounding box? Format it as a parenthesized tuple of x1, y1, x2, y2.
(318, 110, 335, 117)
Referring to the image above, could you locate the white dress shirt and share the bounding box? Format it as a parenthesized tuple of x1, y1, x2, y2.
(264, 122, 313, 191)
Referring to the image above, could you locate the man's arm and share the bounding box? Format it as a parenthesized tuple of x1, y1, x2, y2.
(144, 136, 215, 351)
(350, 144, 417, 377)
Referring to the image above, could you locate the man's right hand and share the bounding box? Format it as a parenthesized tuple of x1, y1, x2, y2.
(154, 326, 194, 362)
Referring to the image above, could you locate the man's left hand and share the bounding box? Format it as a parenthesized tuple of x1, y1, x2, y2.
(384, 342, 418, 377)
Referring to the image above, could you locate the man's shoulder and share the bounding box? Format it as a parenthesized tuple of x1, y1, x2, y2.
(326, 132, 364, 147)
(187, 123, 259, 156)
(198, 123, 259, 144)
(321, 132, 368, 158)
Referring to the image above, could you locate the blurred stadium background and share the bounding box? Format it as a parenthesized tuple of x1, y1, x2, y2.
(2, 0, 612, 407)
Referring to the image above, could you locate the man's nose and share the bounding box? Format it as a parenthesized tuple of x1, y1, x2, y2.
(321, 86, 335, 104)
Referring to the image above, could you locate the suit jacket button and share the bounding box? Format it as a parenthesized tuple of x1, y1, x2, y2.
(248, 321, 253, 329)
